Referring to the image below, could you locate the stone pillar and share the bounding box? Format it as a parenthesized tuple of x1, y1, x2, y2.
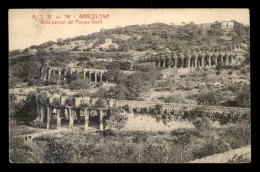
(47, 69, 51, 81)
(40, 68, 44, 80)
(173, 57, 177, 68)
(56, 108, 61, 130)
(58, 70, 61, 80)
(84, 109, 89, 132)
(168, 60, 171, 69)
(100, 72, 103, 82)
(63, 71, 67, 80)
(214, 55, 218, 66)
(201, 56, 205, 67)
(230, 55, 233, 66)
(88, 71, 91, 79)
(99, 110, 103, 131)
(40, 106, 44, 124)
(162, 60, 166, 68)
(194, 57, 198, 67)
(43, 69, 47, 81)
(187, 58, 191, 68)
(83, 71, 86, 79)
(94, 72, 97, 83)
(208, 56, 212, 67)
(46, 106, 51, 129)
(68, 107, 73, 130)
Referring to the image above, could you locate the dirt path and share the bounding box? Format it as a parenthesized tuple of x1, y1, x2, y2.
(188, 145, 251, 163)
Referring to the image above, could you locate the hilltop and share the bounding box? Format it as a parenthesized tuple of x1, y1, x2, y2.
(9, 21, 250, 60)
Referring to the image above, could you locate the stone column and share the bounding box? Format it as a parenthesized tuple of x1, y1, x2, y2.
(99, 109, 104, 131)
(88, 71, 91, 79)
(83, 71, 86, 79)
(68, 107, 73, 130)
(56, 108, 61, 130)
(65, 71, 67, 80)
(194, 57, 198, 67)
(187, 58, 191, 68)
(40, 106, 44, 124)
(58, 70, 61, 80)
(40, 68, 44, 80)
(94, 72, 97, 83)
(173, 56, 178, 68)
(46, 106, 51, 129)
(47, 69, 51, 81)
(201, 55, 205, 67)
(214, 54, 218, 66)
(100, 72, 103, 82)
(84, 109, 89, 132)
(208, 56, 212, 67)
(162, 60, 166, 68)
(230, 53, 234, 65)
(43, 69, 47, 81)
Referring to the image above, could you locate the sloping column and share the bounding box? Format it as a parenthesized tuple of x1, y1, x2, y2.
(99, 109, 103, 131)
(46, 106, 51, 129)
(56, 108, 61, 130)
(84, 109, 89, 132)
(162, 60, 166, 68)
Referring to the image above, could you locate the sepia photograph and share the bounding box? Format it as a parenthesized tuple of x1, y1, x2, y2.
(8, 8, 250, 163)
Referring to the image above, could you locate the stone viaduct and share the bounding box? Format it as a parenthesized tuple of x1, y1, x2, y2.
(34, 94, 250, 132)
(140, 51, 245, 69)
(40, 67, 108, 83)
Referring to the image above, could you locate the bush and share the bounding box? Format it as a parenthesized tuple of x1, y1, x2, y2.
(228, 71, 233, 75)
(192, 117, 211, 131)
(105, 108, 128, 131)
(192, 139, 231, 159)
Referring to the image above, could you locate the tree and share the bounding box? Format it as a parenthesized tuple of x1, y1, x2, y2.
(105, 108, 128, 132)
(169, 130, 191, 163)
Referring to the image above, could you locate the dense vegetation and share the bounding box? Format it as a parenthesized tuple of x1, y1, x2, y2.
(9, 117, 250, 163)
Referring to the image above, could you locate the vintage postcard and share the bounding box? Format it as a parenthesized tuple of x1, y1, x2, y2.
(9, 8, 250, 163)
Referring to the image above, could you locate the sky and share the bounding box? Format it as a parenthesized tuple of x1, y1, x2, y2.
(8, 9, 250, 51)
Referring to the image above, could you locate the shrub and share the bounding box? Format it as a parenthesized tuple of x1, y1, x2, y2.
(105, 108, 128, 131)
(228, 71, 233, 75)
(192, 117, 211, 131)
(192, 139, 231, 159)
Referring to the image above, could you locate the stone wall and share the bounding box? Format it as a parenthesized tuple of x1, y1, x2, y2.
(122, 113, 195, 131)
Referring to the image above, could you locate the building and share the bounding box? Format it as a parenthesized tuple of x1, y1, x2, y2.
(220, 21, 234, 29)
